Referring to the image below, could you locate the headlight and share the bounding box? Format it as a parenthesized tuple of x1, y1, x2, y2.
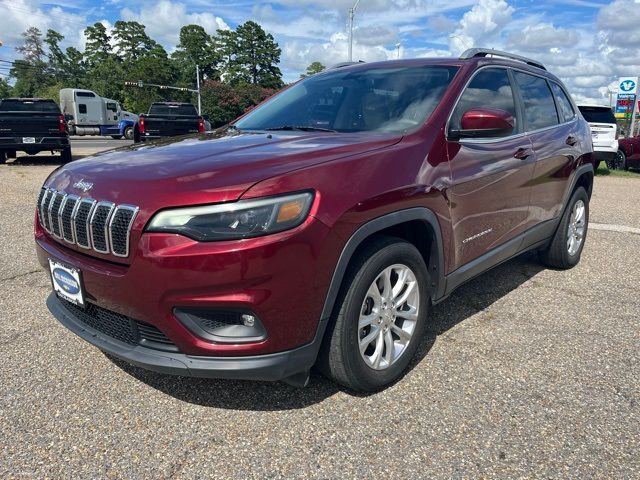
(146, 192, 314, 241)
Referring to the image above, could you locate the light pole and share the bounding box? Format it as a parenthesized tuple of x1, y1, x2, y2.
(348, 0, 361, 62)
(395, 42, 401, 59)
(196, 64, 201, 115)
(448, 34, 472, 51)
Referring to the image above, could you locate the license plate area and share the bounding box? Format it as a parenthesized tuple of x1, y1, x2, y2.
(49, 258, 84, 306)
(22, 137, 36, 144)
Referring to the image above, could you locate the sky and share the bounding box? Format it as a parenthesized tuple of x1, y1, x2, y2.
(0, 0, 638, 104)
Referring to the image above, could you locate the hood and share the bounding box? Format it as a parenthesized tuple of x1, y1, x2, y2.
(46, 130, 401, 209)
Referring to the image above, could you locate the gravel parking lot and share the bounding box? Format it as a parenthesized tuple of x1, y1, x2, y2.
(1, 160, 638, 479)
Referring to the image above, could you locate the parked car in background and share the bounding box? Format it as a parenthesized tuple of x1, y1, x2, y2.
(36, 49, 594, 392)
(577, 104, 618, 169)
(59, 88, 138, 140)
(136, 102, 205, 142)
(0, 98, 71, 164)
(616, 134, 640, 170)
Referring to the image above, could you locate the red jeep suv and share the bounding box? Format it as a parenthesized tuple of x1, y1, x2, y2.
(35, 49, 594, 392)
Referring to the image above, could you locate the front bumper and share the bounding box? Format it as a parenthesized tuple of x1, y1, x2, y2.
(47, 293, 322, 382)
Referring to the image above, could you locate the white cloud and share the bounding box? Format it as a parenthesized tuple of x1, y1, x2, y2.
(120, 1, 229, 47)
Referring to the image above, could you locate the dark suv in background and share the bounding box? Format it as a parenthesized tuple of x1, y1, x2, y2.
(36, 49, 594, 392)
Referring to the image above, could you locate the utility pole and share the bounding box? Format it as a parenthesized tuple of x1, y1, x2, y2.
(348, 0, 361, 62)
(196, 64, 202, 115)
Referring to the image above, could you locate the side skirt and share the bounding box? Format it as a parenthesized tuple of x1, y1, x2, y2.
(439, 218, 559, 301)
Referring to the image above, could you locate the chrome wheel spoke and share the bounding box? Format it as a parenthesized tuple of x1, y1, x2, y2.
(381, 267, 393, 299)
(360, 326, 380, 354)
(396, 305, 418, 321)
(359, 312, 377, 329)
(384, 330, 394, 366)
(391, 323, 412, 342)
(393, 280, 416, 307)
(371, 330, 385, 369)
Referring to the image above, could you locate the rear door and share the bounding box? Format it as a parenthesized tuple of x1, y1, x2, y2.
(513, 72, 581, 227)
(446, 67, 536, 270)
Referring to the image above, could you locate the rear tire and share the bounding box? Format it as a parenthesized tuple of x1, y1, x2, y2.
(616, 150, 628, 171)
(318, 236, 429, 392)
(60, 147, 73, 164)
(539, 187, 589, 269)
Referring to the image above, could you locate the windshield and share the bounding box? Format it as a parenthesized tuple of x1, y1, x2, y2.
(0, 99, 60, 113)
(149, 104, 198, 116)
(234, 65, 459, 133)
(578, 106, 616, 124)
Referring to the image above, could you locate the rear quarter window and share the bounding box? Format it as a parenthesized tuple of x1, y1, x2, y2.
(0, 100, 61, 113)
(550, 82, 576, 123)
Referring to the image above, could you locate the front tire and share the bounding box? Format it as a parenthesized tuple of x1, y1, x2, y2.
(539, 187, 589, 269)
(318, 237, 429, 392)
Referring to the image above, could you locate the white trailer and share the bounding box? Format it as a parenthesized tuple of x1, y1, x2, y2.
(59, 88, 138, 139)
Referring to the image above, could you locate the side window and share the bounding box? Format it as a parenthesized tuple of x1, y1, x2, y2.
(550, 82, 575, 123)
(106, 102, 117, 112)
(78, 104, 87, 114)
(451, 68, 517, 136)
(514, 72, 559, 131)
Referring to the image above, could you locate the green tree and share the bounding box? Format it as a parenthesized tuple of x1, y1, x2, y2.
(112, 21, 158, 62)
(0, 78, 12, 98)
(172, 25, 220, 84)
(223, 21, 283, 88)
(11, 27, 52, 97)
(300, 61, 325, 78)
(84, 22, 112, 67)
(16, 27, 46, 63)
(122, 45, 177, 114)
(200, 79, 276, 127)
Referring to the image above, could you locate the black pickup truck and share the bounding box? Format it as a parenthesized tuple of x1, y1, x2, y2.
(137, 102, 205, 142)
(0, 98, 72, 164)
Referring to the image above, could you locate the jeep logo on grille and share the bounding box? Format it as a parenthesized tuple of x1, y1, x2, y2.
(73, 179, 94, 192)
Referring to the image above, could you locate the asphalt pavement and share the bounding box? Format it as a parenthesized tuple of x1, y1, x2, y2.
(0, 162, 638, 479)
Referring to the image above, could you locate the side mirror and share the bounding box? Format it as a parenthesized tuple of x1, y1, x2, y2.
(450, 108, 515, 140)
(64, 114, 73, 122)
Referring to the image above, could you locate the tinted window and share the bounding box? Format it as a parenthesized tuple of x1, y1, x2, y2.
(106, 102, 117, 112)
(451, 68, 516, 136)
(234, 66, 459, 133)
(0, 99, 60, 113)
(514, 72, 558, 131)
(76, 91, 95, 98)
(79, 104, 87, 114)
(149, 104, 198, 116)
(578, 106, 616, 124)
(550, 82, 575, 123)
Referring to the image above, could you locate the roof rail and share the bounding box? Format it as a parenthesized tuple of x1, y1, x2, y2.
(327, 61, 365, 70)
(460, 48, 546, 71)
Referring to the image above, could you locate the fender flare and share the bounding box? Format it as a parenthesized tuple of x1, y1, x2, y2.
(319, 207, 446, 322)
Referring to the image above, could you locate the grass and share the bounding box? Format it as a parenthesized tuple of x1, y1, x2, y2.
(595, 166, 640, 178)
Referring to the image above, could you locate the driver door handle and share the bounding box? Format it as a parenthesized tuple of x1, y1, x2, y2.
(514, 147, 534, 160)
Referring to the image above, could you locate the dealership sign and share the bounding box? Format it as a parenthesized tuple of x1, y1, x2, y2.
(615, 77, 639, 119)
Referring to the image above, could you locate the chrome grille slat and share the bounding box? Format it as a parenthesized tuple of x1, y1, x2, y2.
(38, 189, 138, 259)
(49, 192, 65, 238)
(90, 202, 115, 254)
(109, 205, 139, 257)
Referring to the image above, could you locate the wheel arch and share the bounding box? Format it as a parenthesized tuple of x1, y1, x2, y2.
(320, 207, 446, 323)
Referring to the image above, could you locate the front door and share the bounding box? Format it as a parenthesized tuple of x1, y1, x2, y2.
(446, 67, 536, 270)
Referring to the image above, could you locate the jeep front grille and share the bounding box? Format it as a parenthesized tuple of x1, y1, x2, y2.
(38, 188, 139, 258)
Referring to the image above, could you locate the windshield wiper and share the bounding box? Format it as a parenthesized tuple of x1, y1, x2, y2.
(264, 125, 337, 133)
